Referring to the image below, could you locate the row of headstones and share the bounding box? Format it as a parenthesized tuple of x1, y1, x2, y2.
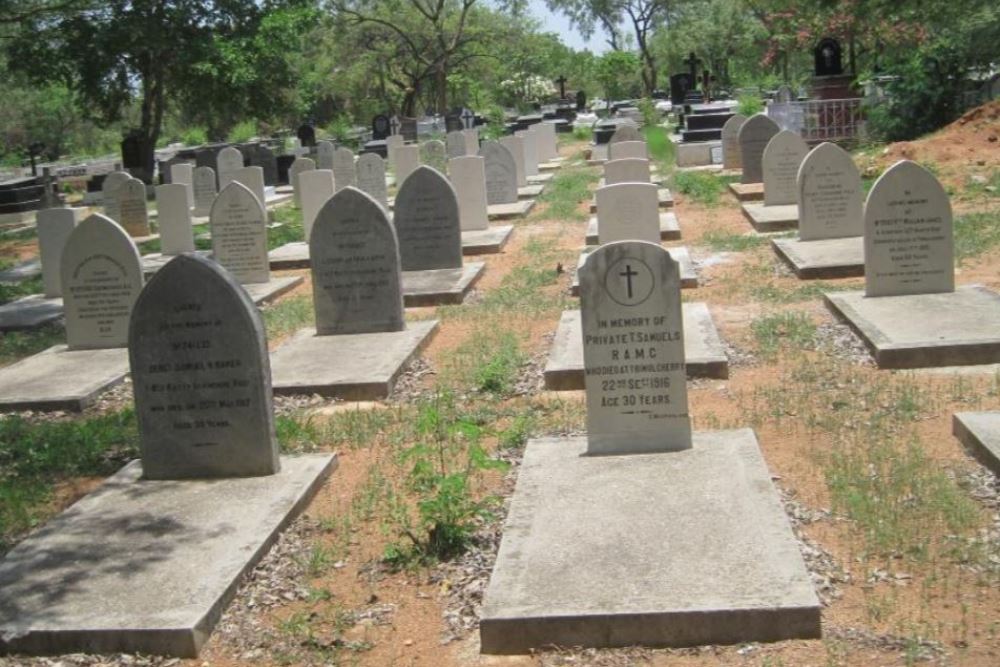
(596, 138, 663, 244)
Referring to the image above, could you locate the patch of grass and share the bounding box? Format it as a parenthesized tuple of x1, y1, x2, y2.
(441, 263, 565, 319)
(700, 230, 766, 252)
(445, 328, 525, 396)
(673, 170, 725, 205)
(755, 281, 856, 304)
(534, 167, 597, 221)
(276, 413, 324, 453)
(0, 325, 65, 368)
(750, 311, 816, 357)
(571, 126, 592, 141)
(960, 170, 1000, 200)
(643, 126, 675, 172)
(262, 294, 314, 341)
(0, 275, 44, 305)
(954, 209, 1000, 262)
(268, 205, 305, 250)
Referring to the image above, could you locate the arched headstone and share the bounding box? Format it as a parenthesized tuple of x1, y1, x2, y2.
(420, 140, 448, 173)
(604, 158, 651, 185)
(332, 147, 356, 191)
(797, 142, 862, 241)
(721, 114, 747, 170)
(356, 153, 388, 208)
(118, 178, 150, 237)
(499, 135, 527, 187)
(210, 181, 270, 284)
(193, 166, 217, 217)
(608, 140, 647, 161)
(738, 114, 780, 184)
(609, 125, 642, 144)
(762, 130, 809, 206)
(480, 141, 518, 204)
(394, 145, 421, 185)
(216, 146, 244, 190)
(101, 171, 131, 223)
(393, 166, 463, 271)
(316, 141, 335, 171)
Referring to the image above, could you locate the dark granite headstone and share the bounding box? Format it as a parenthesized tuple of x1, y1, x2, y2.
(372, 114, 391, 140)
(576, 90, 587, 111)
(814, 38, 843, 77)
(400, 117, 418, 142)
(297, 123, 317, 148)
(670, 73, 695, 105)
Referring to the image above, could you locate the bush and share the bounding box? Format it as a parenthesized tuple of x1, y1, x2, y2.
(180, 126, 207, 146)
(737, 94, 764, 116)
(226, 120, 258, 144)
(637, 97, 658, 127)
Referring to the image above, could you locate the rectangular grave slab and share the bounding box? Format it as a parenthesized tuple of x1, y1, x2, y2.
(590, 188, 673, 213)
(479, 430, 821, 653)
(771, 236, 864, 279)
(586, 212, 680, 245)
(741, 203, 799, 232)
(537, 161, 561, 172)
(402, 262, 484, 307)
(0, 454, 336, 657)
(270, 320, 438, 399)
(572, 247, 696, 295)
(487, 200, 534, 220)
(461, 225, 513, 255)
(526, 173, 553, 184)
(544, 304, 728, 390)
(0, 258, 42, 283)
(268, 241, 311, 270)
(729, 182, 763, 201)
(0, 345, 129, 412)
(140, 250, 213, 276)
(824, 285, 1000, 368)
(243, 275, 303, 306)
(0, 295, 63, 332)
(518, 185, 544, 199)
(952, 412, 1000, 476)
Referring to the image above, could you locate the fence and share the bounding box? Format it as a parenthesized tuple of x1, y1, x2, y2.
(767, 98, 866, 144)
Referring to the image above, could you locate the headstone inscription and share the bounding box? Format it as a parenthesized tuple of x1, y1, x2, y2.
(797, 142, 863, 241)
(101, 170, 131, 222)
(37, 208, 79, 298)
(609, 125, 642, 144)
(356, 153, 388, 208)
(210, 181, 270, 285)
(479, 141, 518, 205)
(721, 114, 747, 170)
(738, 114, 781, 184)
(420, 140, 448, 173)
(170, 163, 194, 207)
(331, 147, 356, 192)
(60, 214, 144, 350)
(129, 253, 279, 480)
(595, 183, 660, 244)
(579, 240, 691, 454)
(864, 160, 954, 298)
(499, 135, 527, 187)
(288, 157, 315, 208)
(217, 146, 244, 190)
(449, 156, 490, 231)
(310, 187, 405, 335)
(156, 184, 195, 254)
(299, 169, 335, 240)
(394, 145, 421, 185)
(393, 166, 463, 271)
(446, 131, 466, 159)
(118, 178, 151, 237)
(192, 166, 217, 217)
(762, 130, 809, 206)
(604, 158, 651, 185)
(316, 141, 335, 171)
(608, 140, 647, 161)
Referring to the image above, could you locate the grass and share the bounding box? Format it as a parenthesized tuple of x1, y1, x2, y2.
(673, 170, 725, 205)
(960, 170, 1000, 200)
(700, 230, 767, 252)
(533, 167, 597, 221)
(954, 208, 1000, 262)
(0, 274, 44, 305)
(268, 205, 305, 250)
(750, 311, 816, 357)
(643, 126, 675, 175)
(262, 293, 314, 341)
(0, 324, 64, 368)
(443, 328, 525, 396)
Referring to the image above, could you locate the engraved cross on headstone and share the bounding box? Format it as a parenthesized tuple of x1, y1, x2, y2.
(620, 264, 638, 299)
(556, 75, 568, 99)
(390, 116, 400, 135)
(461, 108, 475, 130)
(684, 52, 701, 78)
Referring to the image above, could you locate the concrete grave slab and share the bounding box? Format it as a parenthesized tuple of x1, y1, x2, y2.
(0, 345, 129, 412)
(268, 241, 310, 270)
(771, 236, 864, 279)
(729, 182, 763, 201)
(572, 247, 696, 295)
(243, 275, 303, 305)
(741, 203, 799, 232)
(518, 184, 544, 199)
(270, 320, 438, 399)
(462, 225, 513, 255)
(543, 304, 729, 390)
(0, 454, 336, 657)
(824, 285, 1000, 368)
(0, 258, 41, 283)
(586, 212, 680, 245)
(141, 250, 212, 276)
(402, 262, 484, 306)
(527, 173, 553, 184)
(479, 430, 821, 653)
(538, 161, 561, 171)
(487, 200, 534, 220)
(953, 412, 1000, 476)
(590, 188, 673, 213)
(0, 295, 63, 331)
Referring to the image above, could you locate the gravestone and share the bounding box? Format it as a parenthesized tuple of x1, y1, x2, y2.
(331, 147, 356, 191)
(576, 90, 587, 111)
(738, 114, 781, 184)
(299, 169, 335, 240)
(210, 181, 270, 284)
(101, 170, 131, 222)
(130, 253, 279, 479)
(605, 158, 651, 185)
(118, 178, 151, 237)
(797, 142, 862, 241)
(814, 37, 843, 77)
(446, 131, 466, 158)
(217, 146, 244, 190)
(721, 114, 747, 170)
(609, 125, 642, 144)
(670, 73, 695, 105)
(420, 140, 448, 173)
(386, 135, 405, 169)
(579, 240, 691, 454)
(193, 166, 217, 217)
(775, 85, 794, 103)
(232, 166, 267, 209)
(316, 141, 335, 171)
(156, 184, 195, 254)
(288, 156, 315, 207)
(479, 141, 518, 205)
(37, 208, 79, 298)
(61, 213, 143, 350)
(255, 145, 278, 186)
(515, 129, 539, 177)
(297, 122, 316, 148)
(310, 187, 405, 334)
(400, 117, 418, 142)
(608, 140, 647, 161)
(356, 153, 388, 208)
(536, 122, 559, 161)
(462, 128, 479, 155)
(393, 166, 463, 271)
(450, 156, 490, 231)
(394, 145, 421, 185)
(170, 163, 194, 207)
(372, 114, 391, 141)
(864, 160, 954, 298)
(595, 183, 660, 244)
(763, 130, 809, 206)
(499, 135, 527, 187)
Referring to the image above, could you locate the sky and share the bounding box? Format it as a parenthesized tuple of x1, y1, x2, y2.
(527, 0, 611, 54)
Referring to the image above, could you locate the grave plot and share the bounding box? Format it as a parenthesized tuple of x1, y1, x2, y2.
(953, 412, 1000, 476)
(270, 188, 438, 399)
(0, 214, 141, 411)
(740, 130, 807, 232)
(479, 141, 536, 219)
(585, 212, 680, 245)
(0, 253, 335, 658)
(771, 142, 865, 278)
(480, 241, 820, 653)
(450, 155, 514, 255)
(589, 150, 672, 212)
(824, 160, 1000, 368)
(587, 163, 679, 244)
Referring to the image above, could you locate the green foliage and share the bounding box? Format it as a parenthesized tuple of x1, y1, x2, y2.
(180, 126, 208, 146)
(673, 170, 723, 205)
(595, 50, 640, 103)
(572, 125, 593, 141)
(481, 105, 507, 141)
(642, 126, 675, 171)
(954, 209, 1000, 262)
(637, 97, 659, 127)
(322, 116, 353, 144)
(737, 94, 764, 117)
(750, 311, 816, 357)
(700, 230, 766, 251)
(226, 120, 258, 144)
(0, 275, 44, 306)
(447, 328, 525, 397)
(0, 325, 65, 369)
(534, 167, 596, 221)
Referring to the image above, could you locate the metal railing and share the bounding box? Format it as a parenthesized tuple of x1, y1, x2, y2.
(767, 98, 866, 144)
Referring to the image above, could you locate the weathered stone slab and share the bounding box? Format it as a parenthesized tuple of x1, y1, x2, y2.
(450, 156, 490, 231)
(586, 212, 680, 245)
(762, 130, 808, 206)
(420, 140, 448, 173)
(169, 162, 194, 207)
(299, 169, 335, 239)
(518, 184, 544, 198)
(480, 141, 519, 206)
(394, 166, 463, 271)
(608, 140, 647, 161)
(288, 157, 315, 208)
(462, 128, 479, 155)
(544, 304, 728, 389)
(589, 188, 672, 213)
(738, 114, 780, 184)
(604, 158, 651, 185)
(331, 147, 356, 191)
(527, 172, 553, 184)
(402, 262, 485, 306)
(37, 208, 82, 297)
(824, 285, 1000, 368)
(356, 153, 388, 208)
(446, 131, 466, 158)
(267, 241, 310, 270)
(118, 178, 151, 237)
(0, 345, 129, 411)
(0, 295, 63, 332)
(271, 320, 438, 399)
(100, 171, 130, 222)
(0, 454, 336, 656)
(572, 247, 697, 295)
(394, 145, 421, 185)
(771, 236, 864, 279)
(591, 183, 660, 244)
(721, 114, 747, 170)
(797, 142, 863, 241)
(243, 275, 302, 305)
(0, 258, 41, 285)
(192, 166, 217, 217)
(515, 130, 539, 177)
(461, 225, 513, 255)
(741, 202, 799, 232)
(609, 124, 641, 144)
(216, 146, 244, 189)
(316, 140, 335, 170)
(155, 184, 195, 255)
(487, 200, 535, 220)
(210, 181, 270, 284)
(499, 136, 527, 187)
(479, 430, 821, 653)
(953, 412, 1000, 476)
(385, 135, 404, 170)
(728, 181, 763, 201)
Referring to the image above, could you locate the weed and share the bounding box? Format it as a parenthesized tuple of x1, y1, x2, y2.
(571, 125, 592, 141)
(440, 264, 565, 319)
(673, 170, 724, 205)
(643, 126, 675, 173)
(262, 294, 314, 341)
(960, 170, 1000, 200)
(268, 205, 305, 250)
(0, 324, 64, 367)
(534, 168, 596, 221)
(276, 413, 323, 453)
(0, 275, 44, 306)
(954, 209, 1000, 262)
(750, 311, 816, 357)
(445, 328, 525, 396)
(700, 230, 766, 252)
(499, 413, 535, 450)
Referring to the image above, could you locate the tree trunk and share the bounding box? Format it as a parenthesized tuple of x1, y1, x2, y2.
(436, 62, 448, 113)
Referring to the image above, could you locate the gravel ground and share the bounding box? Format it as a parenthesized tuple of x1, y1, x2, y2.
(815, 321, 875, 366)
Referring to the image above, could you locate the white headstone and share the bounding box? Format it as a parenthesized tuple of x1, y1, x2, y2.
(394, 145, 421, 185)
(797, 142, 863, 241)
(210, 181, 270, 284)
(217, 146, 244, 189)
(479, 142, 518, 205)
(101, 171, 131, 223)
(192, 166, 217, 217)
(386, 135, 405, 169)
(608, 140, 648, 161)
(449, 156, 490, 232)
(462, 128, 479, 156)
(738, 114, 781, 184)
(762, 130, 809, 206)
(169, 163, 194, 207)
(393, 166, 463, 271)
(316, 141, 335, 171)
(579, 240, 691, 454)
(595, 183, 660, 244)
(37, 208, 80, 298)
(721, 114, 747, 170)
(117, 178, 150, 237)
(288, 157, 315, 208)
(155, 184, 195, 254)
(232, 166, 267, 209)
(300, 169, 335, 240)
(537, 122, 559, 161)
(499, 135, 527, 187)
(864, 160, 954, 298)
(356, 153, 388, 209)
(446, 131, 466, 158)
(609, 125, 642, 144)
(332, 147, 356, 191)
(420, 140, 448, 173)
(516, 129, 539, 177)
(604, 158, 651, 185)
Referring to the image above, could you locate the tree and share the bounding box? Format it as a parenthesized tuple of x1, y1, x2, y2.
(595, 49, 640, 106)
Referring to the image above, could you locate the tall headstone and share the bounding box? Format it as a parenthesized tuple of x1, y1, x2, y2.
(288, 157, 315, 208)
(462, 128, 479, 156)
(255, 145, 278, 186)
(372, 114, 391, 141)
(331, 147, 356, 192)
(762, 130, 809, 206)
(608, 140, 647, 161)
(604, 158, 651, 185)
(356, 152, 388, 208)
(300, 169, 335, 240)
(310, 188, 405, 335)
(170, 162, 194, 207)
(394, 145, 421, 185)
(595, 183, 660, 244)
(864, 160, 954, 298)
(232, 166, 267, 209)
(37, 208, 79, 298)
(609, 125, 642, 144)
(192, 166, 217, 217)
(386, 135, 405, 169)
(479, 142, 518, 205)
(60, 214, 143, 350)
(446, 131, 466, 158)
(129, 253, 279, 480)
(515, 129, 539, 177)
(537, 122, 559, 161)
(393, 166, 463, 271)
(449, 156, 490, 231)
(797, 142, 863, 241)
(738, 114, 781, 184)
(156, 184, 195, 254)
(216, 146, 244, 190)
(499, 135, 527, 187)
(420, 140, 448, 173)
(316, 140, 335, 171)
(101, 170, 131, 223)
(721, 114, 747, 170)
(118, 178, 151, 237)
(210, 181, 270, 284)
(579, 240, 691, 454)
